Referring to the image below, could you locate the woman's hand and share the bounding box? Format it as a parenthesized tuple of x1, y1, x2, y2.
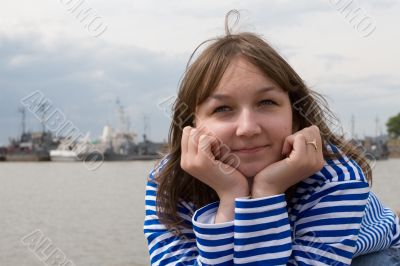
(252, 125, 325, 198)
(180, 126, 249, 222)
(181, 126, 249, 199)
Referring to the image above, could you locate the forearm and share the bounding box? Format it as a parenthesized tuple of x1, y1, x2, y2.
(215, 188, 249, 223)
(251, 180, 283, 198)
(215, 198, 236, 223)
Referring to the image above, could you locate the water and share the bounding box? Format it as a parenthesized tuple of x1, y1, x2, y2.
(369, 158, 400, 211)
(1, 159, 399, 266)
(0, 161, 157, 266)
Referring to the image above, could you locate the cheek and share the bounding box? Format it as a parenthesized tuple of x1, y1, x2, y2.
(281, 124, 293, 137)
(197, 121, 233, 142)
(267, 115, 293, 139)
(284, 109, 294, 134)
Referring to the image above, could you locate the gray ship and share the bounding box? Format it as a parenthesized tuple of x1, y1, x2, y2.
(49, 99, 166, 161)
(5, 131, 59, 161)
(99, 99, 166, 161)
(98, 125, 165, 161)
(5, 106, 59, 161)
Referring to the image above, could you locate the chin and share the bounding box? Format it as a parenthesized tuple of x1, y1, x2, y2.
(237, 162, 269, 178)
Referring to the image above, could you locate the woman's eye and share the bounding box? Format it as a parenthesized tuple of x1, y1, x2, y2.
(213, 105, 231, 113)
(259, 99, 275, 106)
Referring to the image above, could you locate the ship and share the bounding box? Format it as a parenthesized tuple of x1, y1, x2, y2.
(48, 99, 166, 161)
(98, 124, 164, 161)
(50, 136, 89, 162)
(4, 106, 60, 161)
(49, 145, 79, 161)
(5, 131, 59, 161)
(360, 136, 390, 160)
(99, 99, 165, 161)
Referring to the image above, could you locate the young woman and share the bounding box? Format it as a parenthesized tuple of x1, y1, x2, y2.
(144, 12, 400, 265)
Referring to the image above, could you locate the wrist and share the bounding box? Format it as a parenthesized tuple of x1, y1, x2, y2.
(218, 181, 249, 200)
(215, 191, 249, 224)
(219, 190, 250, 202)
(251, 182, 283, 198)
(215, 198, 235, 223)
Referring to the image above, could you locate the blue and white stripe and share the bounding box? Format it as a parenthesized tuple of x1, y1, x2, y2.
(144, 150, 400, 265)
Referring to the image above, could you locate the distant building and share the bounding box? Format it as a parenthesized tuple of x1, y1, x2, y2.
(387, 138, 400, 158)
(0, 147, 6, 161)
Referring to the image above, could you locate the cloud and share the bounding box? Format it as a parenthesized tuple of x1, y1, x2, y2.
(316, 53, 353, 71)
(0, 30, 186, 145)
(314, 73, 400, 137)
(0, 0, 399, 145)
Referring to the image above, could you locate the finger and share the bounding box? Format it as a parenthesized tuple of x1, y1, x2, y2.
(206, 134, 221, 160)
(198, 135, 215, 160)
(282, 134, 295, 156)
(311, 125, 322, 150)
(188, 128, 200, 156)
(304, 127, 320, 153)
(204, 134, 220, 160)
(222, 152, 240, 169)
(181, 126, 192, 156)
(211, 139, 221, 160)
(305, 138, 317, 153)
(196, 129, 221, 160)
(292, 134, 307, 158)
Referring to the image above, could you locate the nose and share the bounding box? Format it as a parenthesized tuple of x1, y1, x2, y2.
(235, 109, 262, 137)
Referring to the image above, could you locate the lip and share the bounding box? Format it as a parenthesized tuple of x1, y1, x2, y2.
(232, 145, 269, 154)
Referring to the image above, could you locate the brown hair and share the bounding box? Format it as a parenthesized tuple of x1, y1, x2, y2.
(153, 10, 372, 232)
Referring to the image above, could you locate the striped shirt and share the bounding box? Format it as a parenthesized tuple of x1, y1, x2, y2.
(144, 146, 400, 265)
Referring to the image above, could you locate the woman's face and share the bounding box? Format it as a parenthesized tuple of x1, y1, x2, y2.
(195, 56, 294, 177)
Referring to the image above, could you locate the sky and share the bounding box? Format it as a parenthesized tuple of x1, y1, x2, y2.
(1, 0, 399, 145)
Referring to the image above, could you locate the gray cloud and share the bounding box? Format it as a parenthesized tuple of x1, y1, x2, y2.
(316, 74, 400, 137)
(0, 31, 187, 145)
(1, 0, 399, 145)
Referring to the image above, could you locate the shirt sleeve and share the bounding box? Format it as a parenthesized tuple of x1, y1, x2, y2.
(144, 168, 235, 266)
(192, 202, 234, 265)
(191, 195, 290, 266)
(289, 180, 370, 265)
(144, 153, 371, 265)
(193, 180, 370, 266)
(233, 194, 292, 265)
(355, 191, 400, 254)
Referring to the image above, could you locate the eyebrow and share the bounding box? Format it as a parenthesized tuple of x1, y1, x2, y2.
(208, 86, 277, 101)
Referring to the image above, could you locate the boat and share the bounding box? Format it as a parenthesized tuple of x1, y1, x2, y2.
(94, 99, 166, 161)
(5, 105, 60, 161)
(5, 131, 59, 161)
(351, 136, 390, 160)
(49, 140, 80, 161)
(99, 125, 164, 161)
(49, 133, 96, 162)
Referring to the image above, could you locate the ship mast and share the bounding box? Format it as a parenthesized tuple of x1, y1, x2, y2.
(143, 115, 150, 142)
(37, 102, 49, 133)
(18, 107, 26, 135)
(375, 116, 380, 138)
(116, 98, 128, 133)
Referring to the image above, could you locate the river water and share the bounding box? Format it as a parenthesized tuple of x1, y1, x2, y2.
(0, 159, 399, 266)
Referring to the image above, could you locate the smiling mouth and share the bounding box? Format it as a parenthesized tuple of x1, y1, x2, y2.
(232, 145, 269, 154)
